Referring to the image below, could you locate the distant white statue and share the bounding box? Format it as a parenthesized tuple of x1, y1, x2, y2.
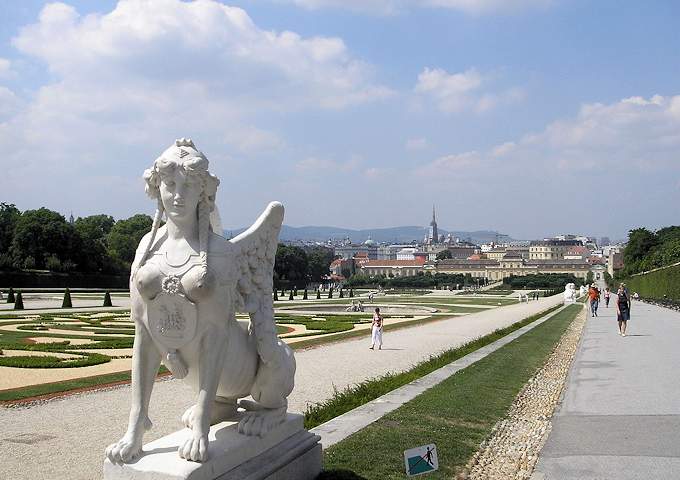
(517, 292, 529, 303)
(564, 283, 577, 303)
(579, 285, 587, 297)
(106, 139, 295, 464)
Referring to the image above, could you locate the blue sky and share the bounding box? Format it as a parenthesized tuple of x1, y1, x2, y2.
(0, 0, 679, 240)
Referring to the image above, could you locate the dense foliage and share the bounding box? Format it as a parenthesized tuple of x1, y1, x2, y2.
(0, 204, 152, 275)
(345, 272, 480, 288)
(621, 226, 680, 276)
(0, 205, 338, 285)
(274, 244, 334, 288)
(503, 273, 580, 289)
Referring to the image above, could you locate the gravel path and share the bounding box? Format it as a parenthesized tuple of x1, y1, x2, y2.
(462, 304, 586, 479)
(1, 295, 561, 480)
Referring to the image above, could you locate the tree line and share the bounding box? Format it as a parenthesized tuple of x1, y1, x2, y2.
(619, 226, 680, 277)
(0, 203, 335, 284)
(0, 203, 153, 274)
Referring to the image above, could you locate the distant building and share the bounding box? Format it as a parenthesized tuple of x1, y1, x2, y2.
(359, 258, 427, 277)
(334, 237, 379, 260)
(608, 250, 624, 277)
(529, 240, 582, 260)
(396, 247, 418, 260)
(436, 256, 591, 281)
(427, 205, 439, 245)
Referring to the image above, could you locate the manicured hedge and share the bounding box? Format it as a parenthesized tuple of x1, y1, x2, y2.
(626, 264, 680, 300)
(0, 351, 110, 368)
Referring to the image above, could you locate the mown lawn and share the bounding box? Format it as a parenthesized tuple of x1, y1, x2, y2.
(320, 304, 582, 479)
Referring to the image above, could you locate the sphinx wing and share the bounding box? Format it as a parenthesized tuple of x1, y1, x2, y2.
(230, 202, 284, 363)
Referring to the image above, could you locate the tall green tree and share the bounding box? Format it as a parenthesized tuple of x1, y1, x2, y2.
(10, 208, 81, 269)
(274, 244, 309, 287)
(107, 214, 153, 269)
(0, 203, 20, 255)
(75, 215, 115, 272)
(305, 246, 335, 282)
(436, 249, 453, 260)
(623, 228, 659, 273)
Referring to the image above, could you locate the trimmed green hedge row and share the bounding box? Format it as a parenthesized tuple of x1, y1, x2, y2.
(625, 264, 680, 300)
(0, 351, 111, 368)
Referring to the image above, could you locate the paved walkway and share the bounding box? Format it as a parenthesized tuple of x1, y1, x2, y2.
(1, 295, 561, 480)
(533, 299, 680, 479)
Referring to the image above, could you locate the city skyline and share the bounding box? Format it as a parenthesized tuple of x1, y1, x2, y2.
(1, 1, 679, 240)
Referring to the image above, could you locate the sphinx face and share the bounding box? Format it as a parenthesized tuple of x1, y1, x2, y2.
(159, 163, 202, 223)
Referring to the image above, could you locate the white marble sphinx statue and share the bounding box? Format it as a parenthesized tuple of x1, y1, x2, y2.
(563, 283, 577, 303)
(105, 139, 296, 466)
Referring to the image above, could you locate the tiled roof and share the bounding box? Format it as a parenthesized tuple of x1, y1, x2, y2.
(361, 259, 426, 267)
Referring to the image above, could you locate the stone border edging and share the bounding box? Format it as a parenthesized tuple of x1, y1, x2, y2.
(310, 303, 573, 449)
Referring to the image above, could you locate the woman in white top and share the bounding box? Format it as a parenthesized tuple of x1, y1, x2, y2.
(370, 307, 383, 350)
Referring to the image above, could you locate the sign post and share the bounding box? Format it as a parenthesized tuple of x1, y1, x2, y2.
(404, 443, 438, 476)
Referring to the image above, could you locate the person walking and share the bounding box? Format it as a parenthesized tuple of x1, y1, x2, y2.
(616, 283, 631, 336)
(604, 287, 611, 308)
(370, 307, 383, 350)
(588, 284, 600, 317)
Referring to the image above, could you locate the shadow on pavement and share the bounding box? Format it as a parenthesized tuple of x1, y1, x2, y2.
(317, 469, 369, 480)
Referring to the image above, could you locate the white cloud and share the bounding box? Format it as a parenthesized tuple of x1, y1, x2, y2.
(1, 0, 393, 218)
(417, 151, 480, 176)
(420, 94, 680, 176)
(278, 0, 552, 15)
(223, 126, 285, 153)
(0, 87, 22, 120)
(0, 58, 11, 78)
(406, 137, 429, 150)
(414, 67, 522, 113)
(12, 1, 392, 111)
(422, 0, 552, 15)
(295, 155, 361, 173)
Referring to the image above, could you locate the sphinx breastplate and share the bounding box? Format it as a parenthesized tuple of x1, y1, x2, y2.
(135, 252, 209, 352)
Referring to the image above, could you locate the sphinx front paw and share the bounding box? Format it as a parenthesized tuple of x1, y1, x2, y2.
(178, 433, 209, 462)
(105, 434, 144, 464)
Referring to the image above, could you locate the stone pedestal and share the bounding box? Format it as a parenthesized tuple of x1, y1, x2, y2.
(104, 414, 321, 480)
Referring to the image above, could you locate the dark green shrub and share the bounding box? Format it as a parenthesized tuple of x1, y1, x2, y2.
(62, 288, 72, 308)
(103, 290, 113, 307)
(303, 289, 308, 300)
(0, 352, 110, 368)
(6, 287, 15, 303)
(14, 292, 24, 310)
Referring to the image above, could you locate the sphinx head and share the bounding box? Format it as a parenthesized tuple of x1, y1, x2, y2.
(143, 138, 220, 222)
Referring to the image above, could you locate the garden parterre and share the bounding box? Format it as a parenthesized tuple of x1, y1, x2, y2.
(0, 290, 516, 398)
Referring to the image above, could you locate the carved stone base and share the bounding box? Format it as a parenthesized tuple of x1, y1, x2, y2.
(103, 413, 322, 480)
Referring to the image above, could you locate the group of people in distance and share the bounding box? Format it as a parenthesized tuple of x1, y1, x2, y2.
(588, 282, 632, 337)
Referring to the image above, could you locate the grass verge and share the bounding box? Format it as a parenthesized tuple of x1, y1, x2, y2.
(319, 303, 582, 479)
(304, 304, 562, 429)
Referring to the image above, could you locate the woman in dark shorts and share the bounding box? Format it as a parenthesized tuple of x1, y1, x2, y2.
(616, 283, 631, 336)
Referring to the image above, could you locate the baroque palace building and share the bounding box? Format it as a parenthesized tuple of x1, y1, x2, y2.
(359, 241, 592, 280)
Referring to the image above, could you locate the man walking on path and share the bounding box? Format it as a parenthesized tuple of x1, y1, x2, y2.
(588, 284, 600, 317)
